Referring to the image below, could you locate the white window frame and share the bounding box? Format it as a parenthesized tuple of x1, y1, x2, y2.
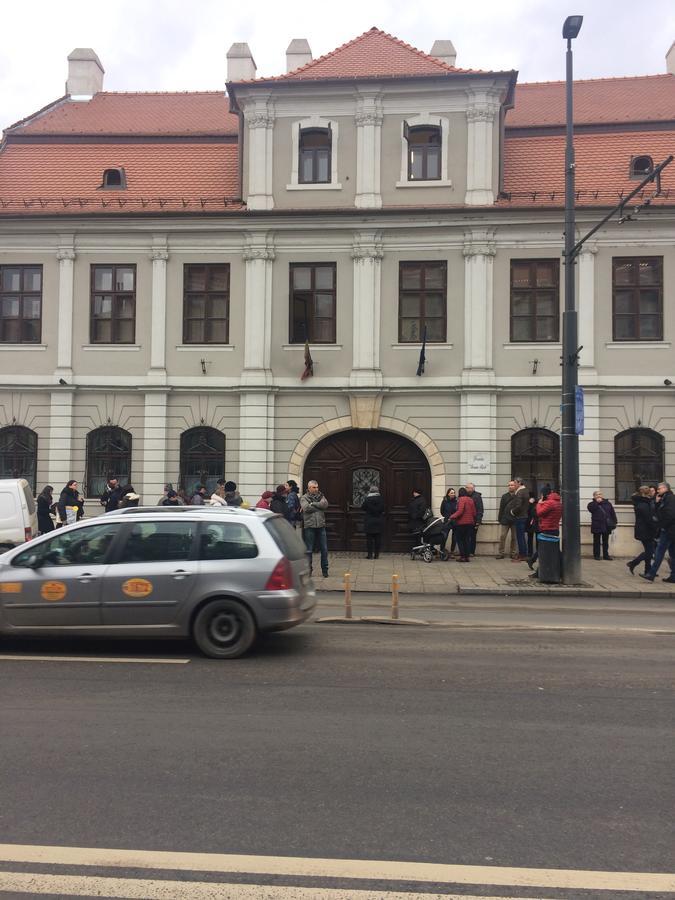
(397, 114, 452, 188)
(287, 116, 341, 191)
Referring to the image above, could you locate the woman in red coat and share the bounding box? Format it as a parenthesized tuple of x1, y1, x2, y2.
(449, 487, 477, 561)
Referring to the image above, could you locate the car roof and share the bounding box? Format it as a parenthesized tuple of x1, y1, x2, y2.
(102, 506, 275, 520)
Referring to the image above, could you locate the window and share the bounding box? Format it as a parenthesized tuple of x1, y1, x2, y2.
(615, 428, 664, 503)
(299, 128, 331, 184)
(406, 125, 441, 181)
(90, 265, 136, 344)
(290, 263, 336, 343)
(0, 265, 42, 343)
(118, 521, 196, 564)
(511, 428, 560, 498)
(612, 257, 663, 341)
(510, 260, 560, 342)
(86, 426, 131, 498)
(179, 427, 225, 495)
(0, 426, 37, 491)
(101, 167, 127, 190)
(183, 265, 230, 344)
(398, 262, 447, 343)
(199, 522, 258, 560)
(629, 155, 653, 179)
(13, 522, 120, 568)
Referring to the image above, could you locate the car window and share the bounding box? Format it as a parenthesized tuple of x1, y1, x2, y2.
(12, 523, 120, 568)
(117, 521, 196, 564)
(199, 522, 258, 560)
(264, 517, 307, 560)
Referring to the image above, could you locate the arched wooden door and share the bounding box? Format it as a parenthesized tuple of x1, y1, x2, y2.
(303, 430, 431, 552)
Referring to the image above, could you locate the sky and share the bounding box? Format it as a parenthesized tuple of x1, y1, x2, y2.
(1, 0, 674, 130)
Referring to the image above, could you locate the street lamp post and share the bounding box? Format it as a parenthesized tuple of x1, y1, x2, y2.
(561, 15, 584, 584)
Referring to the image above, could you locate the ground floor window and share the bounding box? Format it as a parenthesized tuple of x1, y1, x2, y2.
(0, 425, 37, 491)
(86, 426, 131, 497)
(511, 428, 560, 498)
(615, 428, 663, 503)
(179, 427, 225, 496)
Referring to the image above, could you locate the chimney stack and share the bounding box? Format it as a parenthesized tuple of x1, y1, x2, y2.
(667, 41, 675, 75)
(66, 48, 104, 99)
(227, 43, 257, 82)
(286, 39, 312, 72)
(430, 40, 457, 68)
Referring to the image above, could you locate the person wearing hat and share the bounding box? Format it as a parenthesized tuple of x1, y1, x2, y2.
(256, 490, 274, 509)
(270, 484, 290, 520)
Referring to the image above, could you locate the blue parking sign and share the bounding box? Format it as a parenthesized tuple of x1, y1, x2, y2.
(575, 386, 584, 435)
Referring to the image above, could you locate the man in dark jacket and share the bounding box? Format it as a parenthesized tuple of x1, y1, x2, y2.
(465, 483, 483, 555)
(408, 489, 428, 550)
(640, 482, 675, 582)
(270, 485, 290, 519)
(496, 480, 517, 559)
(362, 486, 385, 559)
(627, 486, 658, 575)
(510, 478, 530, 560)
(100, 477, 123, 513)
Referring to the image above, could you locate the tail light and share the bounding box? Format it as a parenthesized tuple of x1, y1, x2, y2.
(264, 558, 293, 591)
(24, 527, 33, 543)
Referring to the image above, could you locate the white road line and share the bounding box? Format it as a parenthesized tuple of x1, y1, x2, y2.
(0, 655, 190, 665)
(0, 845, 673, 893)
(0, 872, 551, 899)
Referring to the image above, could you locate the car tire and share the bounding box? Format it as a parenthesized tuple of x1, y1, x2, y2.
(192, 599, 257, 659)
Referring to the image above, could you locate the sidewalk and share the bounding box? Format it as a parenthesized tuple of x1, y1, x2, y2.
(314, 552, 675, 599)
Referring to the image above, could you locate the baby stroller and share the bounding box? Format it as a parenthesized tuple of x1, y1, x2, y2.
(411, 512, 450, 562)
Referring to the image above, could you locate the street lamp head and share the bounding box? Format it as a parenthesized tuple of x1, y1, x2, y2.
(563, 15, 583, 39)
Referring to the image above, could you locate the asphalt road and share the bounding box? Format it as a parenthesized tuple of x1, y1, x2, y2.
(0, 611, 673, 898)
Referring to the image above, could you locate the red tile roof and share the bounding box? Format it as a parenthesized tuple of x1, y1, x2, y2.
(6, 92, 239, 137)
(502, 130, 675, 206)
(234, 27, 497, 83)
(507, 74, 675, 128)
(0, 142, 241, 214)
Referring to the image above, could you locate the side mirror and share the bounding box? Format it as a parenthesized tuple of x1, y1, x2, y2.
(27, 553, 43, 569)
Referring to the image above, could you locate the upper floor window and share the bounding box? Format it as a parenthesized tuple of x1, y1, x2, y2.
(0, 265, 42, 343)
(0, 425, 37, 491)
(629, 155, 653, 179)
(510, 260, 560, 342)
(615, 428, 664, 503)
(290, 263, 336, 344)
(90, 265, 136, 344)
(399, 262, 447, 343)
(612, 257, 662, 341)
(299, 128, 331, 184)
(406, 125, 441, 181)
(101, 167, 127, 190)
(85, 426, 131, 497)
(183, 265, 230, 344)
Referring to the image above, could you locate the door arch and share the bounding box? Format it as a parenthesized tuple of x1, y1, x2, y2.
(303, 429, 431, 552)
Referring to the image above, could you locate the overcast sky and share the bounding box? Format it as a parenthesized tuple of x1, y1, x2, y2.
(2, 0, 674, 130)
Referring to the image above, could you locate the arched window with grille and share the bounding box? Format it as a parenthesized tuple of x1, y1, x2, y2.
(0, 425, 37, 491)
(179, 427, 225, 496)
(511, 428, 560, 498)
(615, 428, 664, 502)
(86, 426, 131, 497)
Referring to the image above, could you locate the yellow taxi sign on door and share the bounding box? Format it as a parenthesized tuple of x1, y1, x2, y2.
(41, 581, 67, 602)
(122, 578, 153, 598)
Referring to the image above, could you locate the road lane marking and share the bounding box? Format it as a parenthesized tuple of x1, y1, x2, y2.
(0, 845, 672, 893)
(0, 655, 190, 665)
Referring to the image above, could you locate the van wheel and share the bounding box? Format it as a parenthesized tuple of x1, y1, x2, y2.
(192, 599, 257, 659)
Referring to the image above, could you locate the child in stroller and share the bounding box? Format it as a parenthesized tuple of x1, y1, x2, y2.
(411, 511, 450, 562)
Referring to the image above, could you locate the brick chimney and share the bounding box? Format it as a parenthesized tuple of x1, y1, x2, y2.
(66, 48, 104, 99)
(667, 41, 675, 75)
(227, 43, 257, 82)
(430, 40, 457, 68)
(286, 39, 312, 72)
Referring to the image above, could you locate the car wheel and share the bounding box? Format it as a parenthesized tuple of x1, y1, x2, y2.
(192, 599, 257, 659)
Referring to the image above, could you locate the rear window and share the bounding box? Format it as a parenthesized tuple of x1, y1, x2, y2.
(265, 517, 307, 560)
(22, 484, 35, 516)
(199, 522, 258, 560)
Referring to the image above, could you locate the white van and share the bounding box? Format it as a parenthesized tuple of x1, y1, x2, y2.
(0, 479, 38, 549)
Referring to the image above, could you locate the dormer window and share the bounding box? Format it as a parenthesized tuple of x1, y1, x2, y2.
(406, 125, 441, 181)
(101, 167, 127, 190)
(629, 155, 653, 179)
(299, 128, 331, 184)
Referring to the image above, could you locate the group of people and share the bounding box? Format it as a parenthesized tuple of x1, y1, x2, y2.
(36, 478, 140, 533)
(628, 482, 675, 583)
(408, 482, 484, 562)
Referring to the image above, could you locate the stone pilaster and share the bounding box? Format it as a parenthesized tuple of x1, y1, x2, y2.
(355, 94, 383, 208)
(48, 388, 75, 488)
(578, 242, 597, 370)
(462, 230, 496, 378)
(465, 94, 501, 206)
(578, 389, 600, 523)
(55, 246, 75, 377)
(246, 100, 275, 210)
(459, 390, 498, 521)
(241, 234, 275, 387)
(238, 391, 275, 502)
(141, 390, 169, 504)
(350, 231, 383, 387)
(149, 246, 169, 382)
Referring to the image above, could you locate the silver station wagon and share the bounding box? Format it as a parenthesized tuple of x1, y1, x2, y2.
(0, 507, 316, 658)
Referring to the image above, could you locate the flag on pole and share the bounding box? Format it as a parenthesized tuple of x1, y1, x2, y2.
(416, 326, 427, 376)
(301, 340, 314, 380)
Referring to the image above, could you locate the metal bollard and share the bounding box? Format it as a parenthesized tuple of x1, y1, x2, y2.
(391, 573, 400, 620)
(343, 572, 353, 619)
